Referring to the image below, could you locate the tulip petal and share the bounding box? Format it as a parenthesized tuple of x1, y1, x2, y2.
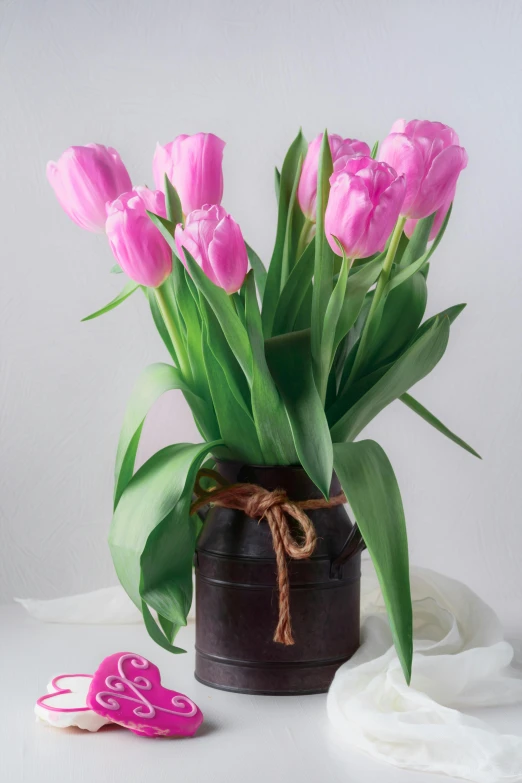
(409, 146, 467, 219)
(362, 175, 406, 257)
(208, 215, 248, 294)
(325, 173, 373, 258)
(378, 134, 424, 217)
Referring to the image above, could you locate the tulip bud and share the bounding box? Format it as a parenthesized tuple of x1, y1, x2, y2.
(46, 144, 132, 232)
(404, 189, 454, 240)
(298, 133, 370, 221)
(153, 133, 225, 215)
(175, 205, 247, 294)
(105, 187, 172, 288)
(378, 120, 467, 219)
(325, 157, 405, 259)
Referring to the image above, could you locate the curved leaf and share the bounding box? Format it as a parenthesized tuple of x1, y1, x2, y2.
(369, 272, 427, 366)
(333, 440, 412, 683)
(114, 363, 217, 509)
(272, 238, 315, 336)
(400, 393, 481, 458)
(244, 271, 297, 464)
(262, 130, 307, 337)
(81, 280, 139, 322)
(266, 329, 333, 498)
(110, 440, 221, 653)
(246, 242, 267, 299)
(330, 317, 450, 441)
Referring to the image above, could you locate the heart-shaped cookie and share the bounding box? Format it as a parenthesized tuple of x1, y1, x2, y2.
(87, 652, 203, 737)
(35, 674, 111, 731)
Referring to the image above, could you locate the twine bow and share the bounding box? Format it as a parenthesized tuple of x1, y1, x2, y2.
(190, 469, 347, 646)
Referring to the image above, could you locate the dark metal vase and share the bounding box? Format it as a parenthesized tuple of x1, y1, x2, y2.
(194, 461, 363, 695)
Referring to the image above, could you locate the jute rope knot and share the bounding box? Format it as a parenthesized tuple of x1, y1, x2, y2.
(190, 469, 346, 646)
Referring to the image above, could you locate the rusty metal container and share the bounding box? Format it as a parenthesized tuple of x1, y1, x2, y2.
(194, 461, 363, 695)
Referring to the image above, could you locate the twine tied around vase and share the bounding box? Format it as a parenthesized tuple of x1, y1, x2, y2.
(190, 469, 347, 646)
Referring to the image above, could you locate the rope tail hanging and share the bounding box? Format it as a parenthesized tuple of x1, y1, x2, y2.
(190, 469, 347, 645)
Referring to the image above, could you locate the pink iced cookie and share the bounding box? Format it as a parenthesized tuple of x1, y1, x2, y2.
(87, 652, 203, 738)
(35, 674, 111, 731)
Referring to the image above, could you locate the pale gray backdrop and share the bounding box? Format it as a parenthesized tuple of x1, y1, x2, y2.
(1, 0, 520, 627)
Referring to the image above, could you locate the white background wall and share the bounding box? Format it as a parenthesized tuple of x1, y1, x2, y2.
(1, 0, 521, 627)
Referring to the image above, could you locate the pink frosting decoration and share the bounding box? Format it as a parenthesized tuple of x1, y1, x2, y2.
(35, 673, 111, 731)
(87, 652, 203, 738)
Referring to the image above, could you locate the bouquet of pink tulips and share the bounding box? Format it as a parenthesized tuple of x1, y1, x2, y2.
(48, 121, 476, 681)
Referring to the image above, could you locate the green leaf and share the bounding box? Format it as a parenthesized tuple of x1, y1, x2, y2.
(246, 242, 268, 299)
(114, 363, 216, 509)
(311, 130, 336, 400)
(110, 440, 221, 652)
(321, 243, 349, 378)
(330, 317, 450, 441)
(399, 213, 436, 268)
(369, 272, 427, 366)
(200, 306, 263, 464)
(334, 254, 385, 348)
(244, 271, 297, 464)
(262, 130, 307, 337)
(272, 238, 315, 336)
(370, 140, 379, 159)
(413, 303, 466, 344)
(164, 175, 183, 226)
(388, 204, 453, 292)
(147, 286, 178, 365)
(81, 280, 139, 321)
(145, 210, 177, 244)
(274, 166, 281, 202)
(400, 393, 481, 458)
(181, 248, 253, 384)
(110, 264, 123, 274)
(333, 440, 412, 682)
(266, 329, 333, 498)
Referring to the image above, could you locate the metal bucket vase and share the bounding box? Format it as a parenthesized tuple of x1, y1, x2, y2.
(194, 461, 363, 695)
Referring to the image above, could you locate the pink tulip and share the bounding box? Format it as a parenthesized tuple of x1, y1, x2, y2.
(46, 144, 132, 232)
(378, 120, 467, 219)
(105, 187, 172, 288)
(153, 133, 225, 214)
(404, 188, 454, 240)
(298, 133, 371, 221)
(325, 157, 406, 259)
(175, 205, 247, 294)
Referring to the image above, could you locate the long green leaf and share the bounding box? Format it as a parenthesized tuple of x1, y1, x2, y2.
(399, 213, 436, 268)
(266, 329, 333, 498)
(330, 317, 450, 441)
(321, 246, 349, 377)
(114, 363, 217, 509)
(200, 309, 263, 464)
(81, 281, 139, 322)
(244, 271, 297, 464)
(334, 254, 385, 348)
(400, 393, 481, 458)
(272, 238, 315, 336)
(110, 440, 221, 652)
(179, 248, 253, 383)
(245, 242, 267, 299)
(413, 303, 466, 344)
(369, 272, 427, 366)
(262, 130, 307, 337)
(333, 440, 412, 682)
(311, 130, 335, 399)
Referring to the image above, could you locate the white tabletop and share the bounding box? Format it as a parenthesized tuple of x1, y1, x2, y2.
(3, 603, 520, 783)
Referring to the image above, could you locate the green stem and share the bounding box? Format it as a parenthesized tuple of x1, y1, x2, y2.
(296, 218, 315, 261)
(348, 216, 407, 384)
(154, 282, 192, 381)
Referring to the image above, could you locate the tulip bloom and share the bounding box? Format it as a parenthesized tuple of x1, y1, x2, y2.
(175, 205, 247, 294)
(105, 187, 171, 288)
(378, 120, 467, 219)
(325, 157, 405, 259)
(153, 133, 225, 214)
(404, 188, 454, 240)
(298, 133, 370, 221)
(47, 144, 132, 232)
